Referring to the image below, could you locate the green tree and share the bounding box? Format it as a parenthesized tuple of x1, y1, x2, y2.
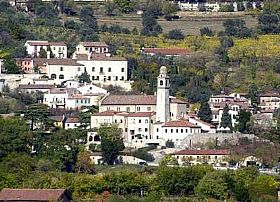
(3, 56, 20, 74)
(38, 47, 47, 58)
(165, 140, 175, 148)
(200, 27, 214, 37)
(195, 171, 229, 200)
(114, 0, 134, 13)
(247, 84, 259, 110)
(258, 11, 280, 34)
(98, 124, 124, 165)
(223, 19, 252, 38)
(141, 13, 162, 36)
(198, 101, 213, 123)
(80, 6, 98, 31)
(75, 150, 95, 174)
(78, 70, 91, 83)
(220, 104, 232, 130)
(164, 29, 185, 40)
(0, 117, 32, 158)
(234, 109, 252, 133)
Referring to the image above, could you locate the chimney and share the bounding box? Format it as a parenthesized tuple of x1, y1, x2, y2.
(47, 51, 50, 59)
(87, 52, 91, 61)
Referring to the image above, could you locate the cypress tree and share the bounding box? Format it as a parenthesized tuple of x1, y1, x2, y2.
(198, 102, 213, 123)
(220, 104, 232, 130)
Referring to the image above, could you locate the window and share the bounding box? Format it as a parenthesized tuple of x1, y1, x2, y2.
(126, 107, 130, 112)
(145, 128, 148, 132)
(78, 67, 81, 71)
(181, 129, 183, 133)
(59, 74, 64, 79)
(215, 156, 217, 159)
(171, 129, 173, 133)
(81, 100, 83, 103)
(139, 119, 141, 123)
(120, 119, 123, 123)
(147, 107, 151, 111)
(100, 67, 103, 73)
(117, 107, 120, 112)
(121, 68, 124, 72)
(151, 120, 153, 123)
(165, 129, 167, 133)
(157, 128, 159, 132)
(108, 67, 111, 72)
(115, 119, 117, 123)
(60, 67, 63, 71)
(96, 76, 99, 80)
(76, 100, 78, 103)
(92, 76, 95, 80)
(137, 107, 140, 111)
(156, 136, 159, 139)
(53, 47, 56, 50)
(160, 80, 163, 86)
(51, 74, 56, 79)
(85, 48, 88, 51)
(121, 76, 124, 80)
(125, 128, 128, 132)
(176, 129, 178, 133)
(138, 128, 142, 132)
(197, 156, 200, 159)
(115, 76, 118, 81)
(145, 119, 148, 124)
(92, 67, 95, 71)
(190, 129, 192, 133)
(108, 76, 111, 81)
(185, 129, 188, 133)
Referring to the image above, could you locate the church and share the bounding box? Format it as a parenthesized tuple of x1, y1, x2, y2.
(90, 66, 210, 148)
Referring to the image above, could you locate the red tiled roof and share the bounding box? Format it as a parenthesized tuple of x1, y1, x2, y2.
(49, 42, 66, 46)
(170, 98, 187, 104)
(143, 48, 189, 56)
(26, 40, 49, 46)
(90, 53, 126, 61)
(127, 112, 155, 117)
(260, 93, 280, 97)
(102, 95, 156, 105)
(92, 110, 118, 116)
(80, 42, 108, 47)
(0, 188, 70, 201)
(172, 149, 230, 156)
(47, 59, 84, 66)
(65, 117, 80, 123)
(33, 58, 47, 66)
(162, 120, 200, 128)
(19, 84, 55, 89)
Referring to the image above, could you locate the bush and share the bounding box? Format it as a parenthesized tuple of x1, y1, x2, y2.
(200, 27, 214, 37)
(219, 4, 234, 12)
(132, 148, 154, 162)
(164, 29, 185, 40)
(165, 140, 175, 148)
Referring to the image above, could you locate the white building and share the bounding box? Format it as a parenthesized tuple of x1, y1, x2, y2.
(259, 93, 280, 111)
(43, 83, 107, 109)
(76, 53, 132, 90)
(90, 66, 207, 148)
(46, 59, 85, 83)
(25, 41, 67, 58)
(65, 117, 81, 130)
(75, 42, 109, 55)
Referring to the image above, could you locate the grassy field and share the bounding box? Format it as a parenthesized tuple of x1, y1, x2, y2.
(96, 13, 258, 35)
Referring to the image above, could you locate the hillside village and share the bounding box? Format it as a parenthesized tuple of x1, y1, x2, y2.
(0, 0, 280, 201)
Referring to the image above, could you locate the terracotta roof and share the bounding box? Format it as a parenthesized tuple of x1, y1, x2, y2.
(102, 95, 156, 105)
(65, 117, 80, 123)
(143, 48, 189, 56)
(26, 40, 48, 46)
(90, 53, 126, 61)
(162, 120, 200, 128)
(260, 92, 280, 97)
(49, 42, 66, 46)
(172, 149, 230, 156)
(80, 42, 108, 47)
(19, 84, 55, 89)
(92, 110, 117, 116)
(33, 58, 47, 66)
(75, 54, 88, 60)
(127, 112, 155, 117)
(210, 94, 233, 98)
(170, 98, 187, 104)
(0, 188, 70, 201)
(69, 94, 87, 99)
(47, 58, 84, 66)
(49, 116, 64, 122)
(16, 58, 32, 62)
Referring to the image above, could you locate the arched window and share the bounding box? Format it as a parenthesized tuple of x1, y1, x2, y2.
(94, 135, 100, 141)
(51, 74, 56, 79)
(92, 67, 95, 71)
(160, 80, 163, 86)
(89, 136, 93, 142)
(59, 74, 64, 79)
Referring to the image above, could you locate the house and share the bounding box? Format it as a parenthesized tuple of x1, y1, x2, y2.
(187, 115, 217, 133)
(141, 48, 190, 57)
(65, 117, 81, 129)
(75, 53, 131, 90)
(0, 188, 72, 202)
(25, 40, 67, 58)
(259, 93, 280, 111)
(16, 58, 33, 73)
(46, 59, 85, 83)
(19, 84, 55, 94)
(75, 42, 109, 55)
(171, 149, 230, 166)
(49, 115, 65, 128)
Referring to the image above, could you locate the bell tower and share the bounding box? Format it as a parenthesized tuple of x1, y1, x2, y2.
(156, 66, 170, 123)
